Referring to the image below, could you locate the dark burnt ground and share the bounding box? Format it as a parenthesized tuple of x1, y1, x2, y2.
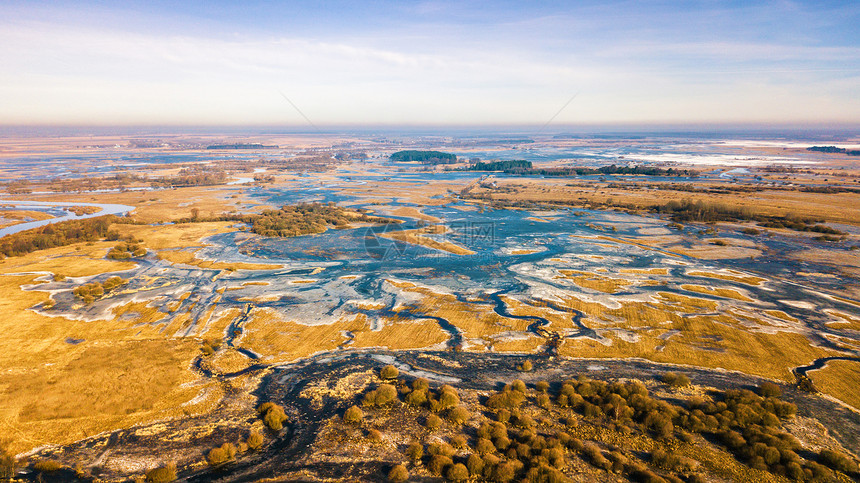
(18, 350, 860, 482)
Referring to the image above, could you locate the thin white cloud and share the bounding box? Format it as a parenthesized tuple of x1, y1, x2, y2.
(0, 19, 857, 125)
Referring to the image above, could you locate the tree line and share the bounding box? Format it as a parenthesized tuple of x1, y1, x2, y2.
(0, 215, 121, 258)
(390, 150, 458, 164)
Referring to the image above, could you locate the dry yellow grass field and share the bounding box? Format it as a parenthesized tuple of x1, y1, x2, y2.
(0, 218, 285, 453)
(807, 360, 860, 411)
(34, 185, 270, 223)
(113, 221, 238, 250)
(824, 309, 860, 330)
(554, 289, 841, 382)
(680, 284, 754, 302)
(238, 310, 451, 361)
(156, 249, 283, 271)
(378, 225, 475, 255)
(0, 272, 207, 454)
(387, 280, 531, 343)
(383, 206, 441, 223)
(0, 210, 54, 228)
(557, 269, 633, 293)
(471, 177, 860, 225)
(0, 240, 137, 277)
(619, 268, 669, 275)
(351, 317, 449, 349)
(686, 270, 767, 286)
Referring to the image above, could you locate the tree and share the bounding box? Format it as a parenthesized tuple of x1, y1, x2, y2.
(388, 464, 408, 482)
(447, 463, 469, 481)
(259, 403, 288, 431)
(145, 463, 177, 483)
(429, 455, 454, 475)
(758, 382, 781, 398)
(447, 406, 470, 425)
(407, 442, 424, 461)
(343, 405, 364, 424)
(467, 453, 485, 475)
(246, 431, 264, 450)
(425, 414, 443, 430)
(207, 443, 236, 466)
(491, 462, 516, 482)
(412, 378, 430, 391)
(820, 449, 858, 473)
(0, 447, 15, 482)
(476, 438, 495, 454)
(32, 460, 63, 473)
(438, 391, 460, 411)
(380, 364, 399, 380)
(662, 372, 690, 387)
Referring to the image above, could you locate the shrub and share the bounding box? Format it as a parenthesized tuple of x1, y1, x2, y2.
(485, 390, 525, 409)
(820, 449, 858, 473)
(246, 430, 264, 450)
(388, 464, 408, 482)
(496, 408, 511, 423)
(262, 405, 288, 431)
(476, 438, 495, 454)
(467, 453, 485, 475)
(33, 460, 63, 472)
(759, 382, 782, 398)
(537, 393, 551, 409)
(145, 463, 177, 483)
(406, 388, 427, 407)
(412, 378, 430, 391)
(662, 372, 691, 387)
(376, 384, 399, 405)
(428, 455, 454, 475)
(511, 379, 527, 393)
(406, 442, 423, 461)
(644, 412, 674, 439)
(368, 429, 383, 442)
(206, 447, 227, 466)
(652, 448, 699, 472)
(448, 406, 470, 425)
(451, 434, 468, 449)
(428, 442, 456, 457)
(364, 384, 398, 406)
(438, 390, 460, 411)
(425, 414, 443, 430)
(447, 463, 469, 481)
(1, 447, 17, 482)
(536, 381, 549, 392)
(380, 364, 399, 380)
(514, 414, 536, 429)
(493, 436, 511, 451)
(518, 360, 533, 372)
(343, 405, 364, 424)
(491, 462, 516, 482)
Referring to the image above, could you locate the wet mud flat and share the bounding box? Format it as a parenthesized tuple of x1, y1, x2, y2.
(23, 350, 860, 482)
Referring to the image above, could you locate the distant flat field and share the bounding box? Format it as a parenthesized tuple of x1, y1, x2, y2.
(471, 177, 860, 226)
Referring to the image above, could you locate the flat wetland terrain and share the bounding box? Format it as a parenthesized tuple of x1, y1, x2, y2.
(0, 132, 859, 482)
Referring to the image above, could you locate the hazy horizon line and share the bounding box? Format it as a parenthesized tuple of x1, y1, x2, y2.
(2, 122, 859, 137)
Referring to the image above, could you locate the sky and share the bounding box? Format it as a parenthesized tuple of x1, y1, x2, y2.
(0, 1, 858, 127)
